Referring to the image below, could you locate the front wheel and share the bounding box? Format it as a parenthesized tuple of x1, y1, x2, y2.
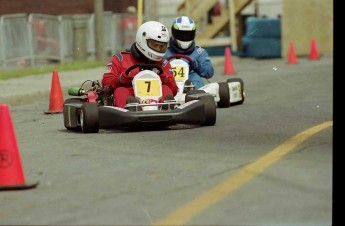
(80, 103, 99, 133)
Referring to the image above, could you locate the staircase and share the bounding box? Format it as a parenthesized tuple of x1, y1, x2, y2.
(177, 0, 253, 49)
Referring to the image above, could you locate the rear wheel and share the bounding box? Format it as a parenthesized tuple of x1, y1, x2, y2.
(226, 78, 245, 105)
(217, 82, 230, 108)
(63, 97, 83, 105)
(63, 98, 83, 131)
(80, 103, 99, 133)
(199, 95, 216, 126)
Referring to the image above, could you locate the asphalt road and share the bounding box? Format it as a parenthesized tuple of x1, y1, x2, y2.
(0, 56, 333, 225)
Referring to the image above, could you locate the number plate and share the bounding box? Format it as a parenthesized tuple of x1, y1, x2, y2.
(135, 80, 161, 97)
(172, 66, 187, 81)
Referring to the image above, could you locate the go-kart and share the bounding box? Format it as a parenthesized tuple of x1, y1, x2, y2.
(63, 64, 216, 133)
(166, 54, 245, 108)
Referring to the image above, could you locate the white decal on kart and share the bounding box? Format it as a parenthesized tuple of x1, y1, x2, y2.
(103, 106, 129, 112)
(177, 100, 199, 109)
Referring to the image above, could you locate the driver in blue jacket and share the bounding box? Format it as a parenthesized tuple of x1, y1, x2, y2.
(165, 16, 214, 89)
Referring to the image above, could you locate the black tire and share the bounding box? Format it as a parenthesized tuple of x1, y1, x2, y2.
(63, 98, 83, 131)
(217, 82, 230, 108)
(199, 95, 216, 126)
(63, 97, 83, 105)
(226, 78, 245, 105)
(80, 103, 99, 133)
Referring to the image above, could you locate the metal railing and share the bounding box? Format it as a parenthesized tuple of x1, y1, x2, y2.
(0, 14, 33, 68)
(0, 12, 136, 69)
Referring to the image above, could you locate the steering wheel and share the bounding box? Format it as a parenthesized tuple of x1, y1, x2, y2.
(125, 64, 164, 76)
(165, 54, 193, 63)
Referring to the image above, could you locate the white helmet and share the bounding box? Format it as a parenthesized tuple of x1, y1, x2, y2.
(135, 21, 169, 61)
(171, 16, 196, 49)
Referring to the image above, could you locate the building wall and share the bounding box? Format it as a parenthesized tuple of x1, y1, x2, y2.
(257, 0, 282, 18)
(0, 0, 137, 15)
(143, 0, 183, 27)
(281, 0, 333, 57)
(242, 0, 282, 18)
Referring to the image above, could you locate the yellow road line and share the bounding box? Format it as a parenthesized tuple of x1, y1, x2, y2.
(153, 121, 333, 225)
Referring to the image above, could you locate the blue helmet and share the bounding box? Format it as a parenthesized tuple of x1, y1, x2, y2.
(171, 16, 196, 49)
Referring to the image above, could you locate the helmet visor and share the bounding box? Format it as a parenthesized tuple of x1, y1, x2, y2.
(147, 39, 168, 53)
(172, 29, 196, 42)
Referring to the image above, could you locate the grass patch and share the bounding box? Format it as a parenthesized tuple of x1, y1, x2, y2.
(0, 61, 105, 80)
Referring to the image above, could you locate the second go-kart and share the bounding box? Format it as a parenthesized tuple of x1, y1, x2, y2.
(63, 64, 216, 133)
(166, 54, 245, 108)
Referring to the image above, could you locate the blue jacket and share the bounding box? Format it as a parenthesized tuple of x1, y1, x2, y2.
(165, 38, 214, 79)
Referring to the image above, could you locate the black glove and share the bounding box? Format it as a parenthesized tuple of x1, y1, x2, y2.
(101, 86, 111, 94)
(190, 60, 199, 71)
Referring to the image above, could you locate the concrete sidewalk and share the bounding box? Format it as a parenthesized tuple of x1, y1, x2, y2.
(0, 67, 106, 106)
(0, 57, 225, 106)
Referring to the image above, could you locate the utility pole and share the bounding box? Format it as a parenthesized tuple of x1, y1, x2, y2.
(228, 0, 238, 52)
(94, 0, 106, 61)
(137, 0, 143, 26)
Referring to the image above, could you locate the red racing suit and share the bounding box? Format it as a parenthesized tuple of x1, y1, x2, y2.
(101, 48, 178, 108)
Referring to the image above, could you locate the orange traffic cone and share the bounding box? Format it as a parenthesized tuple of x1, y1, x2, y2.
(309, 38, 320, 60)
(0, 104, 38, 191)
(287, 41, 298, 64)
(45, 70, 64, 114)
(223, 47, 236, 75)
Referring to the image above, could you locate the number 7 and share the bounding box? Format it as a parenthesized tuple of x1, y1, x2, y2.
(145, 81, 151, 92)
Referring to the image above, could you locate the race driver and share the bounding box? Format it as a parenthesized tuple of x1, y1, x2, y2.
(101, 21, 178, 108)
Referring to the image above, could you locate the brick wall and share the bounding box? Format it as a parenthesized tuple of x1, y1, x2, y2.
(0, 0, 137, 15)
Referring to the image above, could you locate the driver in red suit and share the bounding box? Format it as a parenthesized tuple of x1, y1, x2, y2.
(102, 21, 178, 108)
